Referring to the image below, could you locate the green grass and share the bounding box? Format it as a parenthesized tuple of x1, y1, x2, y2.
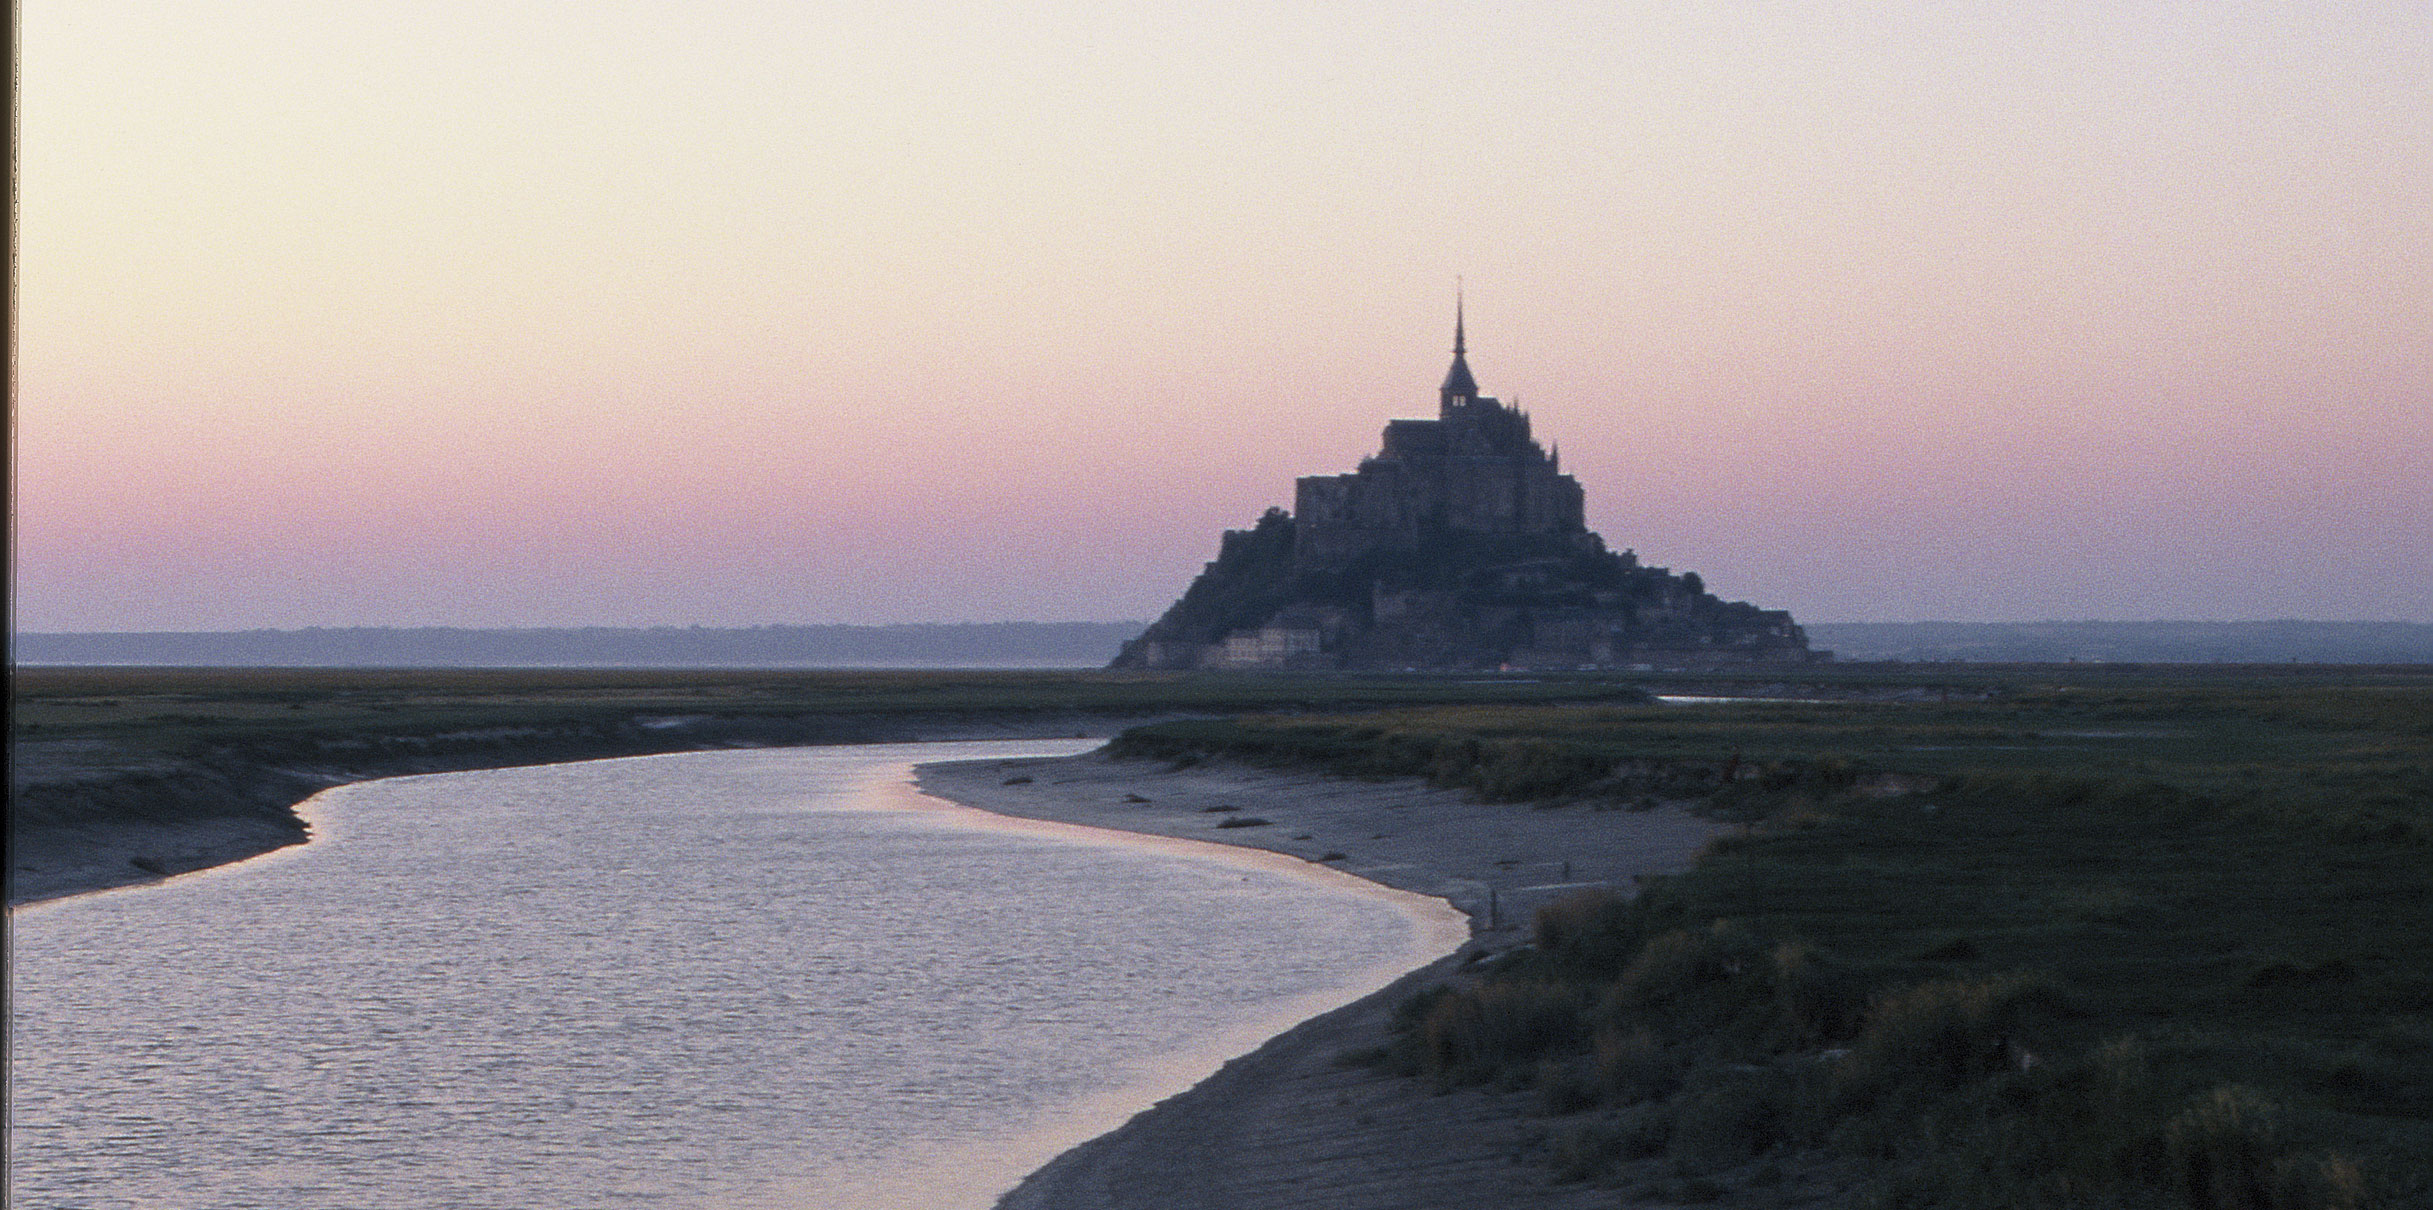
(1119, 668, 2433, 1207)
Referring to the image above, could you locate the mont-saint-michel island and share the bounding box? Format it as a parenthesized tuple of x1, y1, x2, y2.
(1117, 309, 1820, 672)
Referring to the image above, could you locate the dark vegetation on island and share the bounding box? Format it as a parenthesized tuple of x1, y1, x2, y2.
(1111, 663, 2433, 1208)
(1110, 506, 1811, 671)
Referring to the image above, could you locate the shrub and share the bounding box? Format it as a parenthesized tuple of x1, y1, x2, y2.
(2163, 1086, 2281, 1210)
(1425, 738, 1483, 785)
(1531, 888, 1644, 974)
(2060, 1035, 2170, 1181)
(1418, 980, 1584, 1082)
(1768, 940, 1866, 1047)
(1592, 1025, 1680, 1103)
(1598, 922, 1769, 1037)
(1548, 1105, 1671, 1181)
(1536, 1056, 1602, 1115)
(1835, 972, 2067, 1105)
(1470, 738, 1613, 801)
(2277, 1152, 2372, 1210)
(1668, 1069, 1794, 1167)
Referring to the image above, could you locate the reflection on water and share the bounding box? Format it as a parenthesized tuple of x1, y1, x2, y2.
(9, 741, 1461, 1210)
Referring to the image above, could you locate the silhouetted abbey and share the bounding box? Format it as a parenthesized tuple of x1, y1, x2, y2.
(1112, 307, 1821, 670)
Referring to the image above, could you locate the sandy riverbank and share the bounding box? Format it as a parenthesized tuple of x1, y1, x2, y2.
(914, 748, 1724, 1210)
(5, 813, 322, 905)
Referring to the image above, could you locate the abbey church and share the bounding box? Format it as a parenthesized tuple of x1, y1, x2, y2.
(1293, 306, 1587, 566)
(1111, 308, 1821, 671)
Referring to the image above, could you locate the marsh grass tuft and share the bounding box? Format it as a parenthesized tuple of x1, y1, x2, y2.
(1414, 979, 1585, 1084)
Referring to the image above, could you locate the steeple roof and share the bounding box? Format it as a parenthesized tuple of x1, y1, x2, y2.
(1440, 295, 1478, 400)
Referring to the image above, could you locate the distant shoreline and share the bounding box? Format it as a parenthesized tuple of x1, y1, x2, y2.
(10, 622, 1148, 669)
(16, 619, 2431, 666)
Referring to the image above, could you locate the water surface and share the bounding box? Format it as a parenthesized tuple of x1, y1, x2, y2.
(9, 741, 1463, 1209)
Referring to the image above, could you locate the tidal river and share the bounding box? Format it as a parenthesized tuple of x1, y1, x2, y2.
(9, 741, 1465, 1209)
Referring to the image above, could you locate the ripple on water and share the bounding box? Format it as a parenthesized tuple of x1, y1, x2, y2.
(8, 740, 1462, 1210)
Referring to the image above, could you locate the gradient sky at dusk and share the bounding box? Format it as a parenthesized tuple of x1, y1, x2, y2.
(16, 1, 2430, 630)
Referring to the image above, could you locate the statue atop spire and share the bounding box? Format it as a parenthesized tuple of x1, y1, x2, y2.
(1440, 289, 1479, 408)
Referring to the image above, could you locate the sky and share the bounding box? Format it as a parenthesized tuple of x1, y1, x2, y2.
(15, 1, 2430, 631)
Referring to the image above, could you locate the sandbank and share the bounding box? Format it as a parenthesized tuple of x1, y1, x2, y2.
(913, 748, 1724, 1210)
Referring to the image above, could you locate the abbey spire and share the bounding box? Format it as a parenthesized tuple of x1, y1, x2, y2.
(1439, 293, 1479, 409)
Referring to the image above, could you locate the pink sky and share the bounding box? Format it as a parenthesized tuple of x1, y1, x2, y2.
(15, 2, 2430, 630)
